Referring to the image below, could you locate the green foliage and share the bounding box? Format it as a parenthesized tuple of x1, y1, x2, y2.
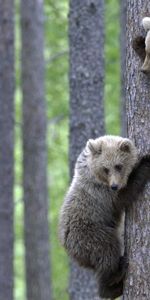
(14, 0, 121, 299)
(105, 0, 120, 135)
(45, 2, 69, 298)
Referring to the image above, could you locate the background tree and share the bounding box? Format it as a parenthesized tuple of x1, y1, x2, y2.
(21, 0, 51, 299)
(123, 1, 150, 299)
(0, 1, 14, 299)
(69, 0, 105, 299)
(120, 0, 127, 137)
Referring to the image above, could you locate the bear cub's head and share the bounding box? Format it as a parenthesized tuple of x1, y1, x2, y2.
(86, 136, 138, 191)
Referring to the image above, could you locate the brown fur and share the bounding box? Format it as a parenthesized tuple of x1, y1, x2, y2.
(132, 17, 150, 73)
(132, 36, 146, 61)
(59, 135, 150, 299)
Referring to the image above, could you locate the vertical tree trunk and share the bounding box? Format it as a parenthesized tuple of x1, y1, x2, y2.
(123, 2, 150, 299)
(120, 0, 127, 137)
(21, 1, 51, 299)
(0, 1, 14, 299)
(0, 0, 14, 300)
(69, 0, 104, 299)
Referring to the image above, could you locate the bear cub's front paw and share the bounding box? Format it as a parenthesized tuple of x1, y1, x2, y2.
(139, 154, 150, 169)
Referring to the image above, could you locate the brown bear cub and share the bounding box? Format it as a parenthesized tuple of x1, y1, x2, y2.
(59, 136, 150, 299)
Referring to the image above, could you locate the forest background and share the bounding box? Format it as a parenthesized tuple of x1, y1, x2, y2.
(15, 0, 121, 299)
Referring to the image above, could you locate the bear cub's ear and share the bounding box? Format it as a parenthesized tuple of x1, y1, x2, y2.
(87, 139, 102, 155)
(119, 139, 131, 153)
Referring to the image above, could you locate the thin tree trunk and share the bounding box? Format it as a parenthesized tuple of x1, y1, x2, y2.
(21, 0, 51, 299)
(120, 0, 127, 137)
(0, 1, 14, 299)
(69, 0, 105, 299)
(123, 2, 150, 299)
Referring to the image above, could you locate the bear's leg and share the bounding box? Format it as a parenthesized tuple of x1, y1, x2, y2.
(97, 257, 127, 299)
(107, 255, 128, 286)
(99, 279, 123, 299)
(119, 154, 150, 207)
(95, 237, 127, 299)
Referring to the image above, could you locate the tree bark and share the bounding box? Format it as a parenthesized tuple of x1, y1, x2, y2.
(21, 0, 51, 299)
(120, 0, 127, 137)
(123, 2, 150, 299)
(0, 1, 14, 299)
(69, 0, 105, 299)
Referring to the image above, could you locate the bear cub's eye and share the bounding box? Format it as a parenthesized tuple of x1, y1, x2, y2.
(114, 164, 123, 172)
(103, 167, 109, 175)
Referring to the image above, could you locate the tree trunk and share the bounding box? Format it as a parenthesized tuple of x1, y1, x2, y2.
(0, 1, 14, 299)
(69, 0, 105, 299)
(21, 0, 51, 299)
(123, 2, 150, 299)
(120, 0, 127, 137)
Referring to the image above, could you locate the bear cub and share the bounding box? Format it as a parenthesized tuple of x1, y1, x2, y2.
(59, 135, 150, 299)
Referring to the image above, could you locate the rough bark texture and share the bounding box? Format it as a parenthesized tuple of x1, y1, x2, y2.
(0, 1, 14, 299)
(21, 1, 51, 299)
(69, 0, 104, 299)
(123, 2, 150, 299)
(120, 0, 127, 137)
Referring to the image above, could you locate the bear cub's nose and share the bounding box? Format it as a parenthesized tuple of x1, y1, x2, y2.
(111, 184, 118, 191)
